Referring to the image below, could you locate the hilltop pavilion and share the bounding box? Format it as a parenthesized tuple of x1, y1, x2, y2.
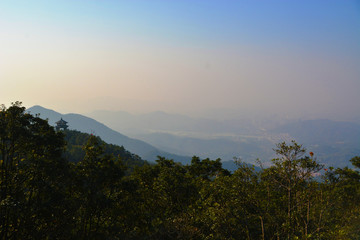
(55, 118, 69, 131)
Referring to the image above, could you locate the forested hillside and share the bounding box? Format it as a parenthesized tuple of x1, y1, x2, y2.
(63, 129, 147, 173)
(27, 105, 191, 164)
(1, 102, 360, 239)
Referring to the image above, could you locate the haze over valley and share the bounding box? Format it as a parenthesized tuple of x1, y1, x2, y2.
(1, 0, 359, 169)
(27, 105, 360, 169)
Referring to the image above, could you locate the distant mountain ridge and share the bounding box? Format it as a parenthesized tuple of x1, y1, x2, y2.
(270, 119, 360, 166)
(28, 106, 360, 168)
(88, 110, 266, 136)
(271, 119, 360, 147)
(27, 105, 191, 164)
(88, 109, 360, 168)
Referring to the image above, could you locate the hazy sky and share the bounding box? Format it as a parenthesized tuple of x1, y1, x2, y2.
(1, 1, 359, 120)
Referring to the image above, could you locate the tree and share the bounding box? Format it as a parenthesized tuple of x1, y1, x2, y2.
(261, 141, 323, 239)
(0, 102, 72, 239)
(322, 156, 360, 238)
(193, 162, 262, 240)
(187, 156, 230, 180)
(74, 135, 125, 239)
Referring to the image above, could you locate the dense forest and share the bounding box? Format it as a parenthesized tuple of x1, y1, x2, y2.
(1, 102, 360, 239)
(63, 129, 147, 173)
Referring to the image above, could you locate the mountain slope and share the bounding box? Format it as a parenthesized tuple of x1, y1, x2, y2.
(27, 105, 191, 164)
(63, 129, 147, 172)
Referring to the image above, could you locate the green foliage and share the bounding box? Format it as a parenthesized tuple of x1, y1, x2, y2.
(73, 135, 126, 239)
(0, 102, 73, 239)
(1, 102, 359, 239)
(63, 129, 147, 173)
(263, 141, 323, 239)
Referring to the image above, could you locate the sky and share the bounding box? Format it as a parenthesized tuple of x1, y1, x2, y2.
(1, 0, 360, 121)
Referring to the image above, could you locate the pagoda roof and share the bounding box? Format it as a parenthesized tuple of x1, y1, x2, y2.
(56, 118, 68, 124)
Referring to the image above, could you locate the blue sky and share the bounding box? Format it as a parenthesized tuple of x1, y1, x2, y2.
(1, 0, 359, 120)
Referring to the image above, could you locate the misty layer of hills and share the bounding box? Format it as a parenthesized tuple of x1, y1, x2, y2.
(27, 106, 190, 164)
(28, 106, 360, 168)
(88, 110, 360, 167)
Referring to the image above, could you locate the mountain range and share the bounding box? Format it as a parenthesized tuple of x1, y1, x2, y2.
(27, 105, 191, 164)
(28, 106, 360, 168)
(88, 110, 360, 167)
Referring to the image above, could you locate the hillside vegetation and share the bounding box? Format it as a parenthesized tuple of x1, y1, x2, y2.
(1, 102, 360, 239)
(63, 129, 147, 173)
